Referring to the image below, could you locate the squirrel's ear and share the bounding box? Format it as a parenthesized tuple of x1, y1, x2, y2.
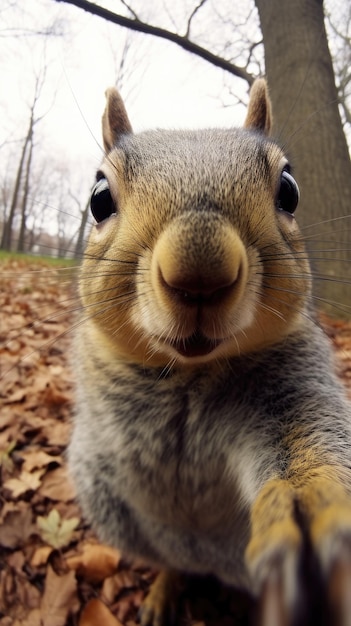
(102, 87, 133, 153)
(244, 78, 272, 136)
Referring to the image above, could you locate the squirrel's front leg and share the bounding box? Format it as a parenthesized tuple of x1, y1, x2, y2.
(246, 466, 351, 625)
(245, 478, 303, 625)
(298, 467, 351, 626)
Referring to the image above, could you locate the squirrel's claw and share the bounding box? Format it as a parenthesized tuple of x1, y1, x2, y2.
(328, 550, 351, 626)
(138, 570, 180, 626)
(257, 564, 291, 626)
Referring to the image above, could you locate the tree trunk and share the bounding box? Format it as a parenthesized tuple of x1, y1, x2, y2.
(255, 0, 351, 311)
(17, 132, 34, 253)
(1, 125, 31, 251)
(74, 198, 90, 259)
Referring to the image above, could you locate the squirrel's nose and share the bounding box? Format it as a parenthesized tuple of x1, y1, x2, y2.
(152, 212, 248, 310)
(160, 270, 239, 307)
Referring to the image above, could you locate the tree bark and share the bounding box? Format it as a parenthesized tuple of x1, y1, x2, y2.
(255, 0, 351, 310)
(1, 71, 45, 252)
(17, 131, 34, 253)
(74, 198, 90, 260)
(1, 124, 31, 251)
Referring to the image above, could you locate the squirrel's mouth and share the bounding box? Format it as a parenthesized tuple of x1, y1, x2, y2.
(168, 331, 223, 358)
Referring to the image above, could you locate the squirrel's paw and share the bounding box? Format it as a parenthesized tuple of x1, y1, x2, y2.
(138, 570, 182, 626)
(246, 519, 303, 625)
(328, 545, 351, 626)
(312, 504, 351, 626)
(246, 475, 351, 625)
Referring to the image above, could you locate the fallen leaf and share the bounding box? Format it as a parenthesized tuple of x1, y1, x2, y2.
(21, 608, 42, 626)
(30, 546, 54, 567)
(3, 260, 351, 626)
(39, 466, 76, 501)
(66, 542, 122, 583)
(19, 578, 42, 611)
(4, 469, 45, 498)
(79, 598, 124, 626)
(115, 591, 145, 623)
(37, 509, 79, 549)
(21, 449, 62, 472)
(40, 565, 78, 626)
(0, 440, 16, 472)
(0, 500, 19, 522)
(3, 388, 27, 404)
(101, 570, 141, 603)
(7, 550, 25, 573)
(43, 382, 71, 406)
(40, 420, 71, 447)
(0, 507, 36, 548)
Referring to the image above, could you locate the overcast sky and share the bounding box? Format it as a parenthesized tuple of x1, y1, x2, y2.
(1, 0, 347, 240)
(1, 0, 250, 177)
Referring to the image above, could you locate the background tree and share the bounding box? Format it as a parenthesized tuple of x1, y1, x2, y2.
(1, 123, 32, 250)
(54, 0, 351, 308)
(255, 0, 351, 307)
(1, 66, 52, 252)
(1, 0, 350, 310)
(325, 3, 351, 131)
(0, 7, 63, 252)
(73, 33, 143, 259)
(0, 0, 147, 259)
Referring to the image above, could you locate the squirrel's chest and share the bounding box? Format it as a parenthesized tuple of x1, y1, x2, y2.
(89, 375, 252, 531)
(120, 430, 242, 533)
(73, 361, 271, 534)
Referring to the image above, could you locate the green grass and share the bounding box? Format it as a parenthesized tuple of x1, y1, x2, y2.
(0, 249, 77, 267)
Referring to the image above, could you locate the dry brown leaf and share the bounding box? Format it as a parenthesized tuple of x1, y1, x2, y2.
(101, 570, 141, 604)
(0, 568, 41, 617)
(0, 416, 18, 436)
(7, 550, 25, 573)
(21, 449, 62, 472)
(39, 466, 76, 501)
(30, 546, 54, 567)
(115, 590, 145, 623)
(21, 608, 42, 626)
(42, 382, 71, 406)
(18, 578, 42, 610)
(4, 469, 45, 498)
(2, 261, 351, 626)
(0, 500, 20, 522)
(0, 507, 36, 548)
(79, 598, 124, 626)
(40, 565, 78, 626)
(3, 388, 27, 404)
(0, 440, 16, 473)
(66, 542, 122, 583)
(41, 420, 71, 446)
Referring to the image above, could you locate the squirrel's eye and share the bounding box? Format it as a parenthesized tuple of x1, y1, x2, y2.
(90, 178, 116, 223)
(277, 170, 299, 214)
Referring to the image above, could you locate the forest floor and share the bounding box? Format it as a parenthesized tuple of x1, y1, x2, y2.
(1, 256, 351, 626)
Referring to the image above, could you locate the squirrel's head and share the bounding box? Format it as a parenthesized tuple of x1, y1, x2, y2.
(80, 79, 310, 367)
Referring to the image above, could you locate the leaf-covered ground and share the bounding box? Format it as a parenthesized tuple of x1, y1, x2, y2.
(1, 257, 351, 626)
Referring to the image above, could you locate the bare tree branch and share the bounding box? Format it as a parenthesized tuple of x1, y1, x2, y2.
(185, 0, 208, 38)
(54, 0, 254, 85)
(119, 0, 139, 21)
(325, 6, 351, 132)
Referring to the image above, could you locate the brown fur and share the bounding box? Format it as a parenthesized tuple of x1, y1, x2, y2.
(69, 80, 351, 626)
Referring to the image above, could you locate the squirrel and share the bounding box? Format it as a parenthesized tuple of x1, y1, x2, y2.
(68, 79, 351, 625)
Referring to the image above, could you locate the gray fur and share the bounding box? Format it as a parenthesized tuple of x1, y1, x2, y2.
(69, 92, 351, 609)
(69, 320, 351, 589)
